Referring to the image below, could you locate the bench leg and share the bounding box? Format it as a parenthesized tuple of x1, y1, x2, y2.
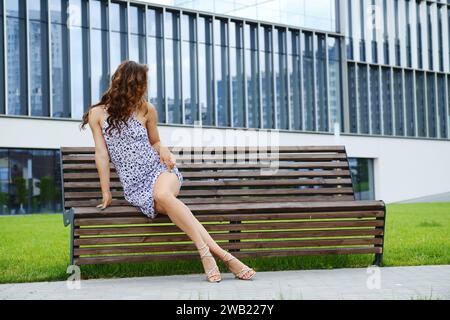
(373, 253, 383, 267)
(63, 208, 75, 266)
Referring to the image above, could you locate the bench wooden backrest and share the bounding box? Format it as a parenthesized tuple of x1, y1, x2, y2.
(60, 145, 355, 211)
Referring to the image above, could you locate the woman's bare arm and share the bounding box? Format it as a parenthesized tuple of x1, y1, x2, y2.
(145, 102, 176, 169)
(88, 107, 112, 208)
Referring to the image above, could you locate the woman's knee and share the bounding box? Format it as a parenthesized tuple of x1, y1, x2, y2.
(154, 189, 174, 206)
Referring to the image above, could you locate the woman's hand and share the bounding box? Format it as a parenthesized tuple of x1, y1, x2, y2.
(96, 190, 112, 210)
(159, 145, 176, 170)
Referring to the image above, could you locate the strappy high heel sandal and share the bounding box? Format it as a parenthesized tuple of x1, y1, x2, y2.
(198, 243, 221, 283)
(221, 251, 256, 280)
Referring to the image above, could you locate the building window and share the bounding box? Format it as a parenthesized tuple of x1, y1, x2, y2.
(147, 7, 165, 123)
(405, 0, 412, 68)
(437, 74, 447, 139)
(165, 10, 182, 124)
(328, 36, 342, 132)
(348, 62, 358, 134)
(182, 13, 199, 125)
(231, 20, 245, 128)
(405, 70, 415, 137)
(316, 33, 328, 132)
(288, 30, 301, 130)
(50, 0, 70, 118)
(416, 71, 427, 137)
(90, 0, 109, 105)
(110, 1, 128, 74)
(69, 0, 90, 119)
(302, 31, 315, 131)
(215, 18, 230, 127)
(382, 0, 389, 65)
(199, 15, 214, 126)
(357, 64, 369, 134)
(245, 23, 260, 129)
(129, 4, 146, 64)
(0, 148, 62, 215)
(28, 0, 49, 117)
(370, 66, 381, 135)
(426, 72, 437, 138)
(393, 69, 405, 136)
(417, 2, 423, 69)
(348, 157, 375, 201)
(382, 67, 393, 135)
(260, 25, 274, 129)
(6, 0, 27, 116)
(275, 27, 289, 130)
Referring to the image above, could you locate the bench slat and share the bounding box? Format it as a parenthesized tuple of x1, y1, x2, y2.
(74, 238, 383, 256)
(74, 247, 381, 265)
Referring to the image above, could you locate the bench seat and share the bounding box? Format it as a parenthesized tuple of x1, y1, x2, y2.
(61, 145, 386, 267)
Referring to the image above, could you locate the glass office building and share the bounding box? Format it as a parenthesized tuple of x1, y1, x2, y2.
(0, 0, 449, 214)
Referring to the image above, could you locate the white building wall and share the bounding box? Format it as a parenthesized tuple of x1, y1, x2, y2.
(1, 117, 449, 204)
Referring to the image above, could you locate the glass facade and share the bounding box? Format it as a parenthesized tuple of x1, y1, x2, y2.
(348, 157, 375, 200)
(345, 0, 450, 139)
(0, 0, 448, 139)
(0, 148, 62, 215)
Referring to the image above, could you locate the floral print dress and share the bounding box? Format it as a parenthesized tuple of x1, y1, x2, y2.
(101, 107, 183, 219)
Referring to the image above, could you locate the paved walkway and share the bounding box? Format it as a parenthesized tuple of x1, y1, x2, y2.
(1, 265, 449, 300)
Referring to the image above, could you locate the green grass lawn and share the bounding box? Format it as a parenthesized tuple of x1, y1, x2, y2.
(0, 202, 449, 284)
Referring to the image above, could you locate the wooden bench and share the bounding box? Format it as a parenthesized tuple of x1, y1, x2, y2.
(60, 145, 386, 267)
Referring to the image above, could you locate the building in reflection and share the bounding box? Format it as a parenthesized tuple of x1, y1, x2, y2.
(1, 0, 450, 214)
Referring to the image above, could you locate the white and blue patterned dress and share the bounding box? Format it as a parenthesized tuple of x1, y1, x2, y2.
(101, 106, 183, 219)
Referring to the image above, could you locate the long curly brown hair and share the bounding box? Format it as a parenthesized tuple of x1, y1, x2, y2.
(80, 60, 149, 136)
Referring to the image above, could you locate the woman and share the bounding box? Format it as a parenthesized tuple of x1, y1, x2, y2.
(80, 60, 256, 283)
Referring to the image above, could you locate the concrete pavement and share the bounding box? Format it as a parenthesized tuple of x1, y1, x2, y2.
(0, 265, 449, 300)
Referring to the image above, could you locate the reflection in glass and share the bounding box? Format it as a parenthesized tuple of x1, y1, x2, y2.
(348, 158, 375, 200)
(50, 0, 70, 118)
(182, 13, 198, 125)
(231, 21, 245, 128)
(6, 0, 27, 115)
(393, 69, 404, 136)
(302, 32, 315, 131)
(348, 63, 358, 134)
(198, 16, 214, 126)
(426, 73, 436, 138)
(416, 71, 426, 137)
(382, 67, 393, 135)
(328, 36, 342, 131)
(90, 0, 109, 104)
(275, 28, 288, 130)
(147, 8, 165, 122)
(165, 11, 182, 124)
(316, 34, 328, 132)
(69, 0, 90, 119)
(405, 70, 415, 136)
(370, 66, 381, 135)
(437, 74, 447, 138)
(28, 0, 49, 117)
(129, 5, 146, 63)
(289, 30, 301, 130)
(357, 64, 369, 134)
(245, 23, 260, 129)
(0, 148, 62, 215)
(260, 25, 274, 129)
(110, 1, 128, 73)
(215, 19, 230, 127)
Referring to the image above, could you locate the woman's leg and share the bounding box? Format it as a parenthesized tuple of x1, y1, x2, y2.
(153, 171, 255, 279)
(153, 171, 223, 281)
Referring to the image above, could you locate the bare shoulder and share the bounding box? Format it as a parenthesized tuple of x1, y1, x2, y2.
(144, 101, 158, 124)
(88, 105, 105, 126)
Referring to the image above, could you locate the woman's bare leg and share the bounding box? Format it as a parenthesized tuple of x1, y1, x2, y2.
(153, 171, 254, 279)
